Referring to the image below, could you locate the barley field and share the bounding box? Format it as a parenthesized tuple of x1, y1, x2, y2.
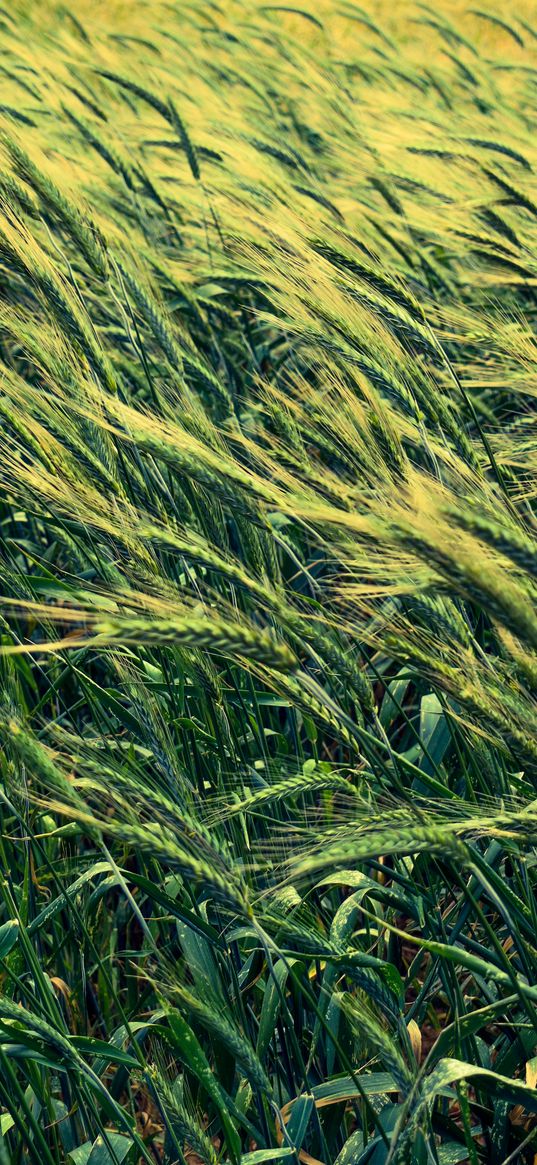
(1, 1, 537, 1162)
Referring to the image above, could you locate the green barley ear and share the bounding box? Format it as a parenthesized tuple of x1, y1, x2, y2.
(96, 70, 170, 119)
(447, 505, 537, 577)
(91, 613, 298, 671)
(0, 710, 87, 816)
(336, 992, 414, 1096)
(0, 205, 116, 390)
(3, 134, 108, 278)
(167, 99, 200, 180)
(147, 1067, 219, 1165)
(165, 986, 271, 1095)
(62, 105, 137, 192)
(216, 764, 352, 819)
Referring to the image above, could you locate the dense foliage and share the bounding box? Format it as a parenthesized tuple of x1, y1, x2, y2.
(2, 1, 537, 1161)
